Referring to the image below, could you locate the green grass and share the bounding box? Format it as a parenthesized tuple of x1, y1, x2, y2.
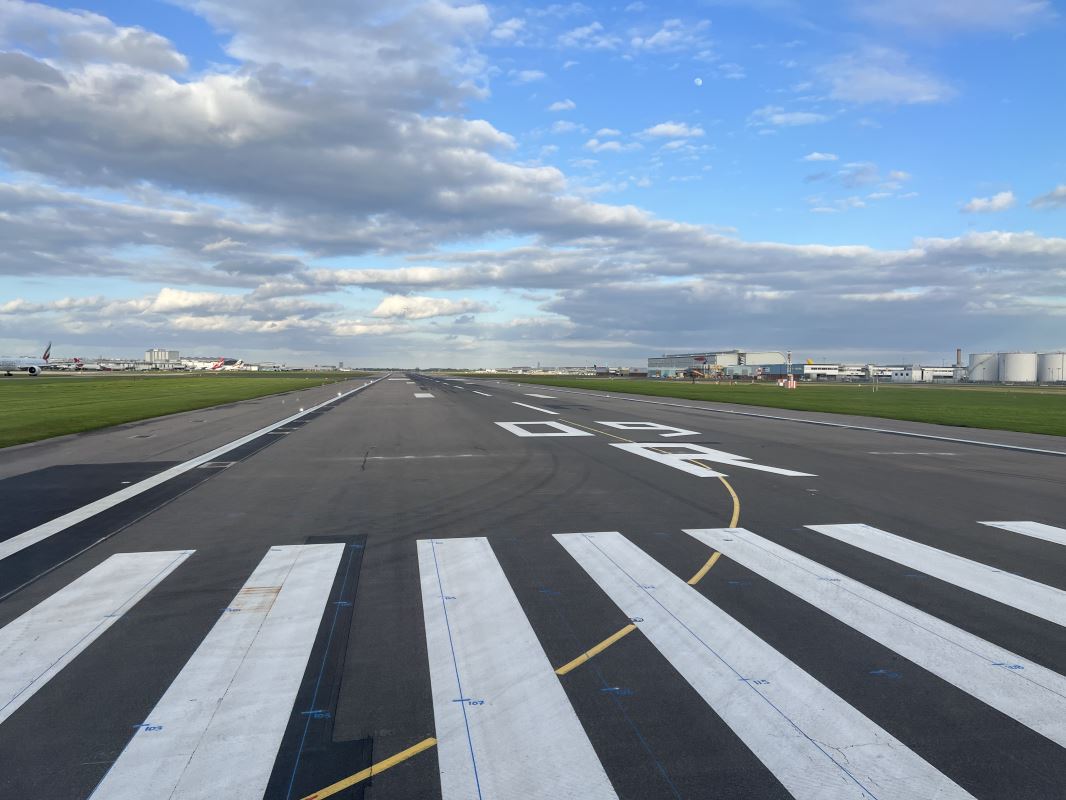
(0, 371, 371, 449)
(481, 376, 1066, 437)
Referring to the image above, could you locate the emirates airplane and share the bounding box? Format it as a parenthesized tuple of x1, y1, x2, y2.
(0, 342, 51, 376)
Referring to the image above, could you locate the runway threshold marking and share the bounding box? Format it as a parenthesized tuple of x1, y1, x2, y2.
(511, 401, 557, 415)
(547, 421, 736, 674)
(298, 737, 438, 800)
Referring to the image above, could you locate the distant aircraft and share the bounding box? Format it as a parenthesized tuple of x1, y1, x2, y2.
(214, 359, 245, 372)
(73, 357, 105, 371)
(0, 342, 51, 376)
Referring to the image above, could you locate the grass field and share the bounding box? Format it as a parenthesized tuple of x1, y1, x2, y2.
(0, 371, 371, 449)
(483, 376, 1066, 437)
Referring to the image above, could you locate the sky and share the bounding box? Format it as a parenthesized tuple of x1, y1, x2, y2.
(0, 0, 1064, 367)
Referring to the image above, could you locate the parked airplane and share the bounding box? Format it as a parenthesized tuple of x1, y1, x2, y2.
(212, 359, 245, 371)
(0, 342, 51, 376)
(72, 357, 106, 371)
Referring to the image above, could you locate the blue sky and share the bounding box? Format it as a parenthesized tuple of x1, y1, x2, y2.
(0, 0, 1064, 366)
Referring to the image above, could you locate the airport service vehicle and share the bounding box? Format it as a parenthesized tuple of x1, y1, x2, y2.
(0, 342, 51, 376)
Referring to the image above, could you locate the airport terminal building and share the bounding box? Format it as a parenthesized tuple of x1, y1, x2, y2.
(648, 350, 786, 378)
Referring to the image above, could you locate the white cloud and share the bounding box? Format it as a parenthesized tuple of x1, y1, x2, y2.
(854, 0, 1053, 34)
(1031, 185, 1066, 209)
(717, 62, 746, 80)
(0, 1, 188, 72)
(631, 19, 711, 53)
(625, 2, 647, 11)
(818, 48, 953, 105)
(644, 121, 705, 138)
(595, 128, 621, 137)
(559, 22, 620, 50)
(547, 98, 576, 111)
(584, 138, 640, 153)
(962, 190, 1016, 213)
(803, 152, 838, 161)
(749, 105, 828, 127)
(551, 120, 585, 134)
(512, 69, 546, 83)
(370, 295, 492, 320)
(491, 17, 525, 41)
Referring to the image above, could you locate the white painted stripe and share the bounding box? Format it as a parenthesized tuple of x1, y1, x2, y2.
(806, 524, 1066, 628)
(90, 544, 344, 800)
(524, 385, 1066, 457)
(472, 390, 492, 397)
(511, 401, 557, 415)
(979, 521, 1066, 548)
(418, 538, 616, 800)
(687, 527, 1066, 748)
(0, 550, 192, 725)
(495, 421, 593, 437)
(525, 393, 557, 399)
(557, 532, 973, 800)
(0, 380, 382, 564)
(414, 393, 435, 398)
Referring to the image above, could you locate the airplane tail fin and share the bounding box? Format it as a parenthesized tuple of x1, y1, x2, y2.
(42, 342, 51, 362)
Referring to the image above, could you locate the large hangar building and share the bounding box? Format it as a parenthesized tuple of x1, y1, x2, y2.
(648, 350, 786, 378)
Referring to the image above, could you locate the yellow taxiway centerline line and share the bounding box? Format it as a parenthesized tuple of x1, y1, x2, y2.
(299, 737, 438, 800)
(555, 624, 639, 676)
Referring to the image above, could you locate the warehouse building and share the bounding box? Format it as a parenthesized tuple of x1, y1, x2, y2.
(648, 350, 786, 378)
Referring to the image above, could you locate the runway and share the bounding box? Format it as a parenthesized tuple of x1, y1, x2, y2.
(1, 373, 1065, 799)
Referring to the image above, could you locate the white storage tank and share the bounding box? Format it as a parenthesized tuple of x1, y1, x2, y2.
(1038, 352, 1066, 383)
(998, 352, 1038, 383)
(967, 352, 998, 382)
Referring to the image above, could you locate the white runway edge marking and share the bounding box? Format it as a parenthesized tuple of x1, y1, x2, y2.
(511, 401, 557, 415)
(979, 521, 1066, 548)
(472, 391, 492, 397)
(90, 543, 343, 800)
(557, 532, 973, 800)
(0, 550, 192, 726)
(806, 524, 1066, 628)
(534, 386, 1066, 458)
(418, 538, 617, 800)
(524, 393, 557, 399)
(687, 528, 1066, 748)
(0, 379, 382, 565)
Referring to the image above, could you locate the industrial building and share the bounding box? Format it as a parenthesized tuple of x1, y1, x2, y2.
(648, 350, 786, 378)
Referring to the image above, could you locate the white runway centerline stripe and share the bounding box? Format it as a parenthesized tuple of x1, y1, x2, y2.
(511, 401, 557, 415)
(806, 524, 1066, 628)
(524, 393, 557, 399)
(687, 527, 1066, 748)
(90, 543, 343, 800)
(472, 390, 492, 397)
(0, 379, 381, 565)
(557, 532, 973, 800)
(418, 537, 616, 800)
(979, 521, 1066, 548)
(414, 392, 435, 398)
(0, 550, 192, 726)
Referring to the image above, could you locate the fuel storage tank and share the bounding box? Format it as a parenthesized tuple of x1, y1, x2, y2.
(1038, 352, 1066, 383)
(997, 352, 1038, 383)
(967, 352, 998, 382)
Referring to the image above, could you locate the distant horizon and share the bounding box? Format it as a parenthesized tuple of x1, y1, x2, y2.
(2, 1, 1064, 363)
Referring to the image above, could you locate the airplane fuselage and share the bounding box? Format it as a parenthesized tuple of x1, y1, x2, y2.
(0, 356, 48, 376)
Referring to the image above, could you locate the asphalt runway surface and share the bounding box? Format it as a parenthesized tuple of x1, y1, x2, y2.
(2, 373, 1065, 799)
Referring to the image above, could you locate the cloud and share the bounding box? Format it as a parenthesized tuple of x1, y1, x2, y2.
(512, 69, 546, 83)
(803, 151, 838, 161)
(817, 48, 953, 105)
(491, 17, 525, 42)
(853, 0, 1054, 34)
(630, 19, 711, 53)
(644, 121, 705, 138)
(584, 138, 640, 153)
(718, 62, 746, 80)
(0, 1, 188, 72)
(1030, 185, 1066, 209)
(551, 120, 585, 134)
(749, 105, 828, 127)
(370, 295, 493, 320)
(547, 98, 576, 111)
(595, 128, 621, 137)
(558, 21, 620, 49)
(962, 190, 1016, 213)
